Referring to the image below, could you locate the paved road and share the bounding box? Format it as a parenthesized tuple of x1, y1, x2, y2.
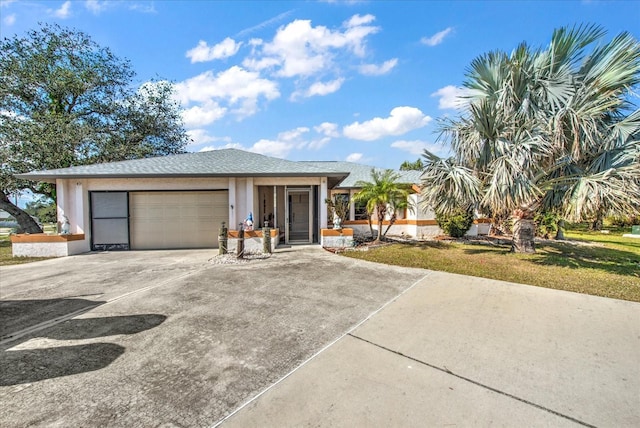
(0, 247, 426, 427)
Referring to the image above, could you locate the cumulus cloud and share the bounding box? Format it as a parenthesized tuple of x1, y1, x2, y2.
(3, 12, 15, 25)
(175, 66, 280, 120)
(346, 152, 363, 162)
(431, 85, 469, 110)
(181, 102, 227, 128)
(246, 126, 322, 157)
(244, 15, 379, 78)
(52, 1, 71, 18)
(249, 139, 295, 158)
(292, 78, 345, 100)
(314, 122, 340, 138)
(421, 27, 453, 47)
(343, 106, 432, 141)
(186, 38, 242, 63)
(358, 58, 398, 76)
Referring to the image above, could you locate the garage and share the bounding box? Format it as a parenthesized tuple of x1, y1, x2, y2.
(129, 191, 228, 250)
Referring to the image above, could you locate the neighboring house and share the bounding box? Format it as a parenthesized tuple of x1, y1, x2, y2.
(14, 148, 489, 256)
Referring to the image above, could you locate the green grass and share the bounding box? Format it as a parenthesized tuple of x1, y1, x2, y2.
(0, 235, 53, 266)
(342, 229, 640, 302)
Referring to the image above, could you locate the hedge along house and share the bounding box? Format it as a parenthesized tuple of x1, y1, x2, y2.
(14, 149, 350, 256)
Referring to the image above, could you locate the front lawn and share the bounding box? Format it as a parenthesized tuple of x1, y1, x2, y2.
(342, 229, 640, 302)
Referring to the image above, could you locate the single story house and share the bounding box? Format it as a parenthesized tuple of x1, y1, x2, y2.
(13, 148, 488, 256)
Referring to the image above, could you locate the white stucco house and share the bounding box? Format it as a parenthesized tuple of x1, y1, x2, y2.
(12, 148, 489, 257)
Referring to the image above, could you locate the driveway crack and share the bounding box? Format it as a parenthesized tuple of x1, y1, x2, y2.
(347, 333, 597, 428)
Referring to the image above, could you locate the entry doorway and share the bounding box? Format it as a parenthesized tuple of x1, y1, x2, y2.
(286, 189, 312, 243)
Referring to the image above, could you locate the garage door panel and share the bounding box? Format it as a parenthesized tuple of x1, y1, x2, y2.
(130, 191, 228, 250)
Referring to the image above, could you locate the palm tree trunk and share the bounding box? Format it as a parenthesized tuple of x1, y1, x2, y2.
(555, 220, 565, 240)
(0, 190, 43, 234)
(511, 211, 536, 253)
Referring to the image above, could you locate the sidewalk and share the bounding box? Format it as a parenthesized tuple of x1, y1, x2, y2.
(221, 271, 640, 427)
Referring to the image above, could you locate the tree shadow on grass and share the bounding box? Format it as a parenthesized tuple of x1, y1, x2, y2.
(460, 240, 639, 277)
(0, 297, 166, 386)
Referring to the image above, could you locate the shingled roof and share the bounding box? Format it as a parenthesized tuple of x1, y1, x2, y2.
(16, 149, 350, 181)
(299, 161, 422, 188)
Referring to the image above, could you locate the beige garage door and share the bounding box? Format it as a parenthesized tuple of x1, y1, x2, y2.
(130, 191, 228, 250)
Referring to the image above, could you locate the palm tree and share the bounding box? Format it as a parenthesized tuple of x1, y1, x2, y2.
(421, 24, 640, 253)
(353, 169, 412, 242)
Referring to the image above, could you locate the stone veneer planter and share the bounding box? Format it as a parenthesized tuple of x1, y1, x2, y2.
(321, 228, 354, 249)
(11, 234, 88, 257)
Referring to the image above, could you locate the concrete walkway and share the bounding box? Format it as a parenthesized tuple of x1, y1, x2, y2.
(222, 271, 640, 427)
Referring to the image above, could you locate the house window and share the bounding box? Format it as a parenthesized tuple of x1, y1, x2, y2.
(354, 199, 369, 220)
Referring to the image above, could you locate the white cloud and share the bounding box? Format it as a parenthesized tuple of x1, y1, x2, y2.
(343, 107, 432, 141)
(3, 12, 15, 25)
(199, 142, 243, 152)
(182, 102, 227, 128)
(346, 152, 363, 162)
(421, 27, 453, 47)
(250, 139, 295, 158)
(358, 58, 398, 76)
(0, 0, 17, 7)
(187, 129, 234, 146)
(314, 122, 340, 138)
(245, 15, 379, 78)
(236, 10, 294, 37)
(85, 0, 108, 14)
(278, 127, 310, 142)
(175, 66, 280, 119)
(308, 137, 331, 150)
(52, 1, 72, 18)
(431, 85, 469, 110)
(392, 139, 450, 157)
(186, 38, 242, 63)
(345, 14, 375, 27)
(292, 78, 345, 100)
(390, 140, 435, 155)
(128, 2, 156, 13)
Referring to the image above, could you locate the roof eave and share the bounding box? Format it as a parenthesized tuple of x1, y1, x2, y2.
(15, 172, 350, 181)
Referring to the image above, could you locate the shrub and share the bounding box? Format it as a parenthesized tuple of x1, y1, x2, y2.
(534, 211, 560, 238)
(436, 209, 474, 238)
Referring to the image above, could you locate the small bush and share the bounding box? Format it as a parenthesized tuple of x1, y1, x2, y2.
(534, 211, 560, 238)
(436, 209, 474, 238)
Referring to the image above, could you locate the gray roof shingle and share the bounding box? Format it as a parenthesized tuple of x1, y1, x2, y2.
(16, 149, 350, 180)
(300, 161, 421, 188)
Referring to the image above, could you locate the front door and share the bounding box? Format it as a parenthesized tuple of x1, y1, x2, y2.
(287, 190, 311, 243)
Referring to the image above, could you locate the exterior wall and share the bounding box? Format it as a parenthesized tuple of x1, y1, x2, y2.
(54, 176, 328, 252)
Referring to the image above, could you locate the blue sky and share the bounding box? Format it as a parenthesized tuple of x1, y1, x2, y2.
(2, 0, 639, 173)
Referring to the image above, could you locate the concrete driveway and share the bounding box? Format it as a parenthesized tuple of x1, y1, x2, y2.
(223, 271, 640, 428)
(0, 246, 426, 427)
(2, 248, 639, 427)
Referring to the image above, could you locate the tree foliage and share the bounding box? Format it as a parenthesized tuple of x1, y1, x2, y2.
(421, 24, 640, 252)
(353, 169, 412, 242)
(0, 24, 189, 232)
(399, 159, 424, 171)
